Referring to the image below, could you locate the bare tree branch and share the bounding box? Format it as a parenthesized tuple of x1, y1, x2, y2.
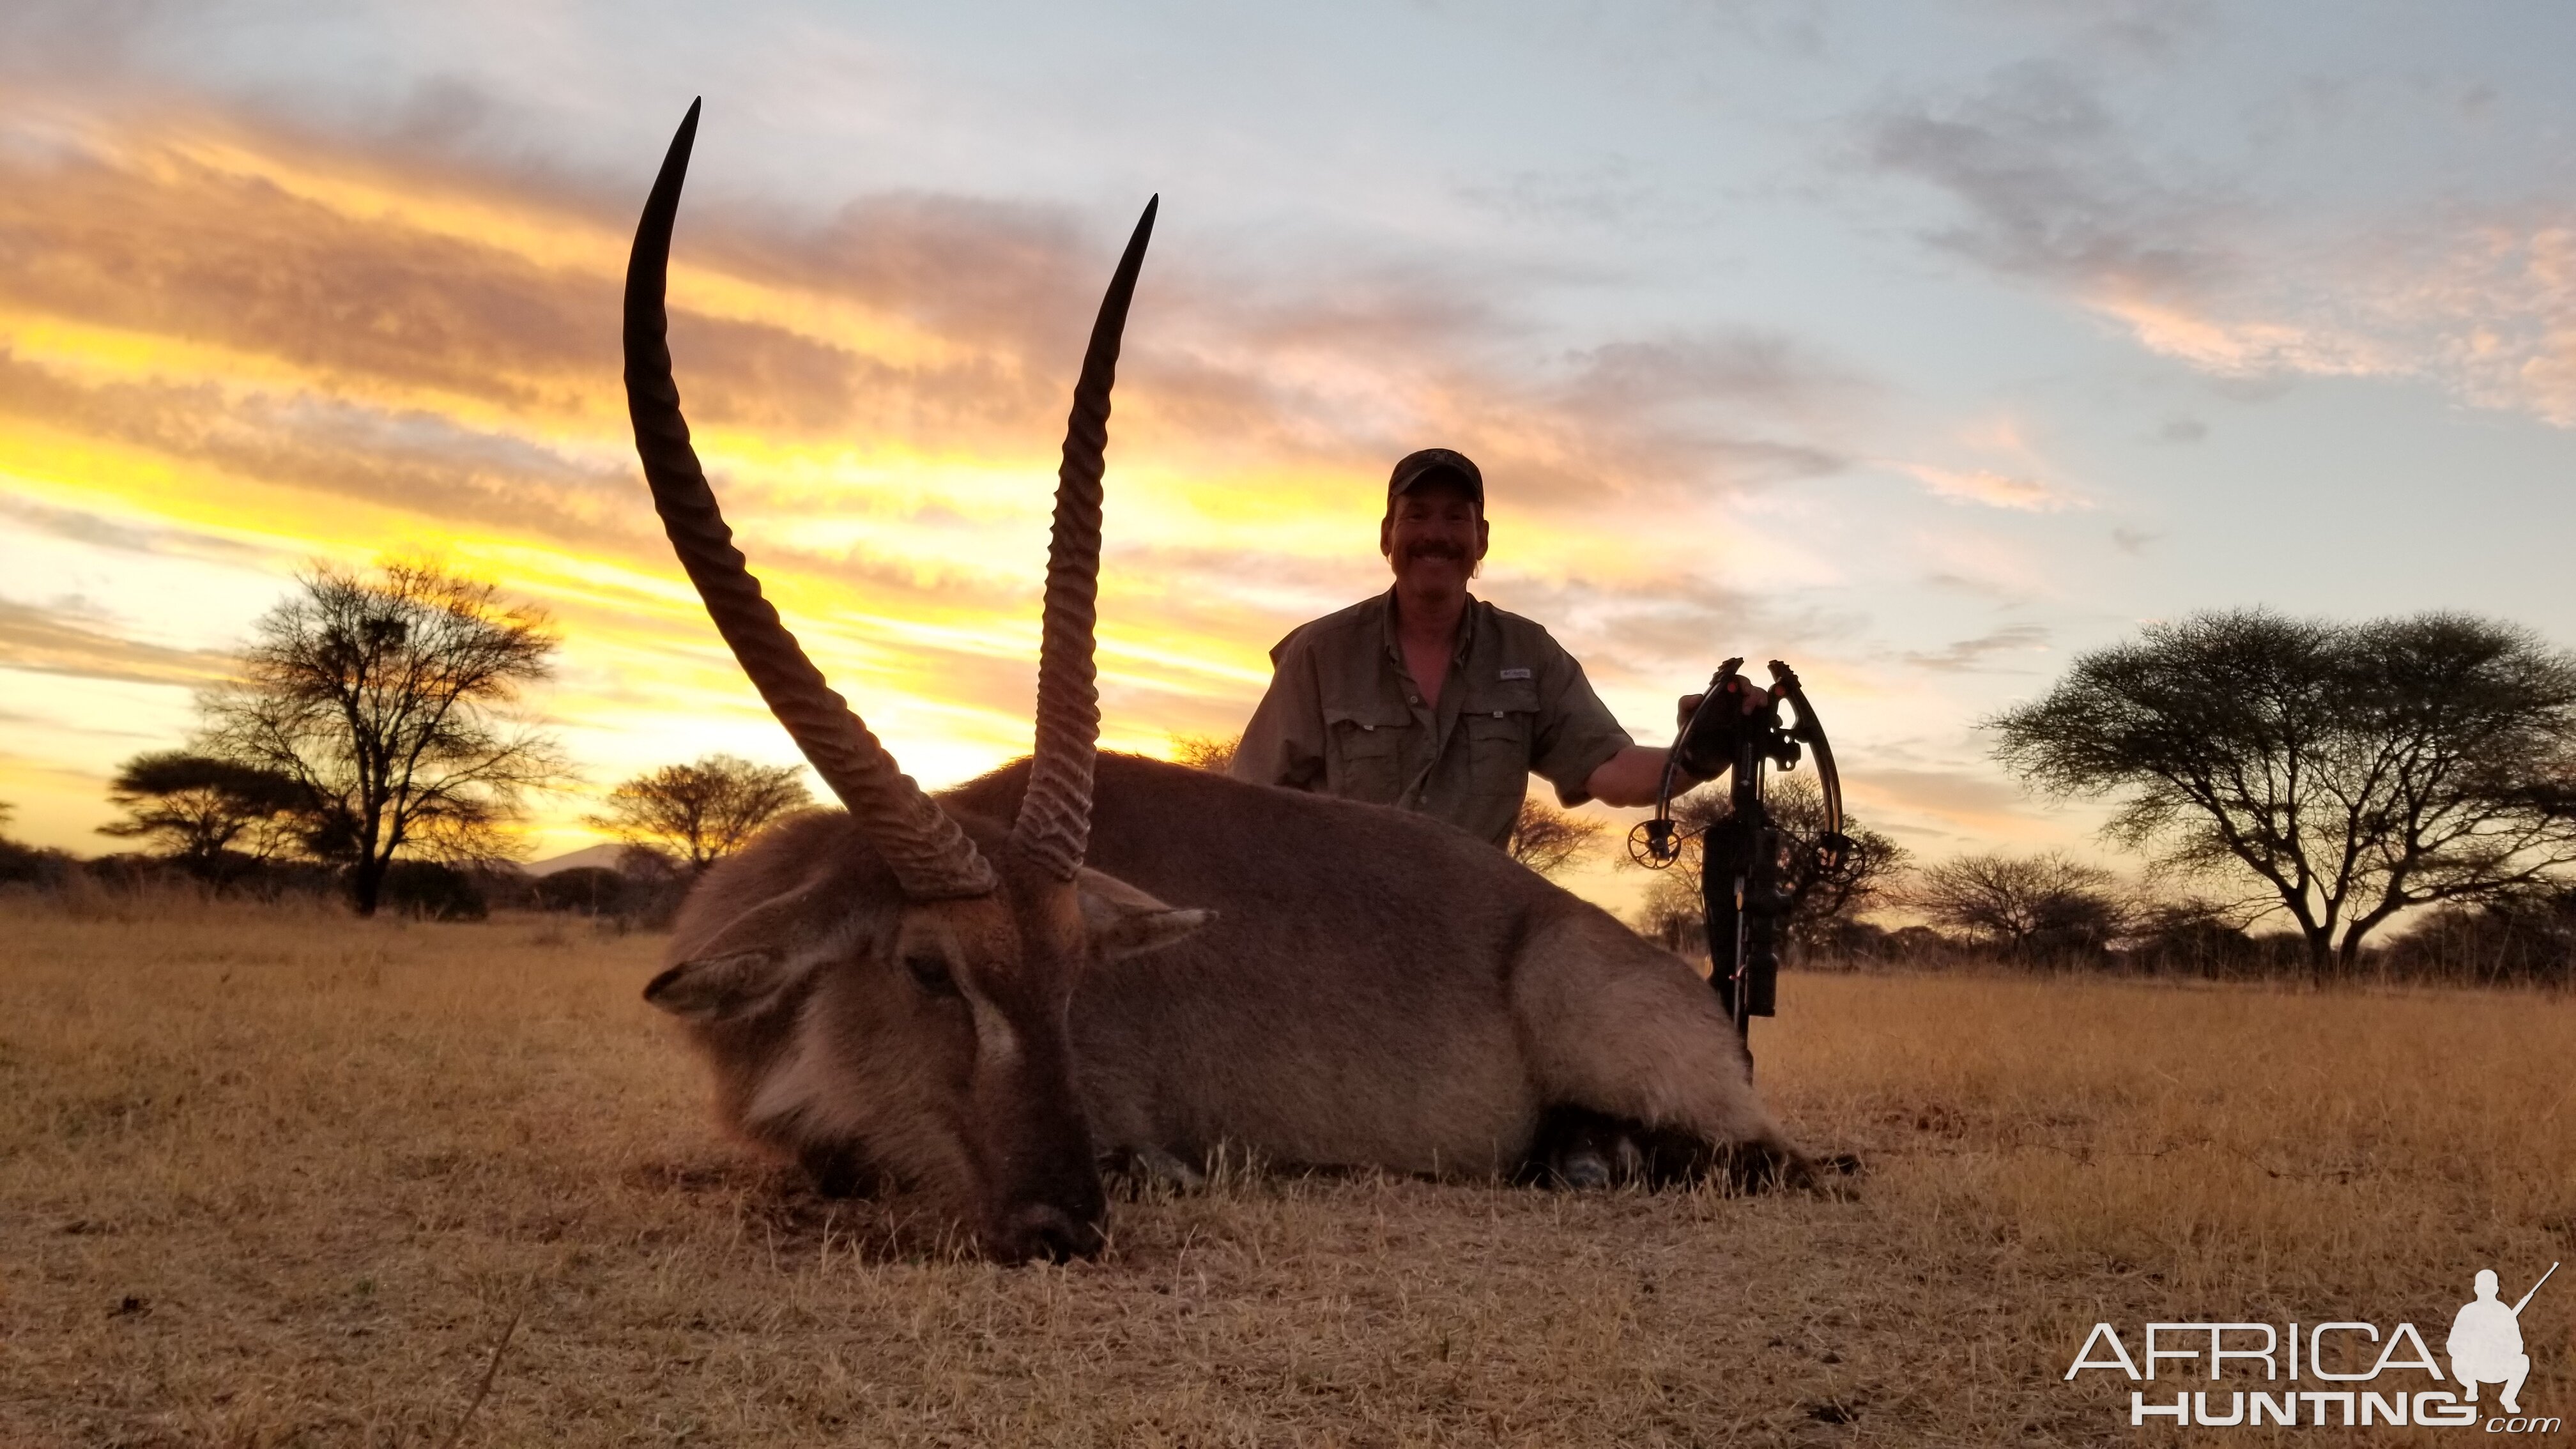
(1906, 850, 2128, 960)
(1621, 774, 1906, 953)
(1169, 733, 1239, 775)
(1507, 795, 1607, 878)
(195, 558, 569, 915)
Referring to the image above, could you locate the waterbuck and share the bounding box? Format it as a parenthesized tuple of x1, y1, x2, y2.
(625, 105, 1806, 1262)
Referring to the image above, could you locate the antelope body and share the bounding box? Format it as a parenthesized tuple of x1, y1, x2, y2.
(955, 756, 1792, 1181)
(623, 103, 1800, 1262)
(676, 756, 1794, 1190)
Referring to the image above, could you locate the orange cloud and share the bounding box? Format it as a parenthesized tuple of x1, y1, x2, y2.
(0, 595, 236, 686)
(0, 99, 1896, 884)
(1894, 461, 2082, 512)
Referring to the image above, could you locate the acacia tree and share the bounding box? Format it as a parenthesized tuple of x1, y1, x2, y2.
(1734, 774, 1908, 945)
(98, 750, 308, 868)
(1624, 773, 1906, 953)
(1508, 795, 1606, 878)
(197, 560, 567, 916)
(0, 800, 73, 887)
(589, 754, 813, 873)
(1170, 733, 1238, 774)
(1633, 870, 1707, 955)
(1992, 609, 2576, 976)
(1907, 850, 2128, 960)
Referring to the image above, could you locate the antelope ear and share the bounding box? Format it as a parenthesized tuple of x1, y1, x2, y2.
(1077, 867, 1213, 961)
(644, 878, 855, 1021)
(643, 950, 791, 1021)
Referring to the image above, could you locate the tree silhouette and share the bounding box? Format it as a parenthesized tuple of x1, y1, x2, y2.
(1907, 850, 2128, 961)
(1624, 773, 1906, 953)
(197, 560, 567, 916)
(589, 754, 813, 873)
(98, 750, 307, 868)
(1170, 733, 1238, 774)
(0, 800, 72, 887)
(1508, 795, 1607, 878)
(1633, 869, 1708, 956)
(1992, 609, 2576, 976)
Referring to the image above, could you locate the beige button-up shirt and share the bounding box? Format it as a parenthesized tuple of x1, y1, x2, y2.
(1229, 589, 1634, 847)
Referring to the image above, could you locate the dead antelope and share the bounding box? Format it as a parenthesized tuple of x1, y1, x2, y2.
(625, 105, 1806, 1262)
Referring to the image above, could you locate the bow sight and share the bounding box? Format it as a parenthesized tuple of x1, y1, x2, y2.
(1630, 658, 1851, 1078)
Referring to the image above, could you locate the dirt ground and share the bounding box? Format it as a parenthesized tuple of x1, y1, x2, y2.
(2, 893, 2569, 1447)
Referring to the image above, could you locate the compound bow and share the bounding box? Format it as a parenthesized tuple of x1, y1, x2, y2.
(1630, 658, 1850, 1078)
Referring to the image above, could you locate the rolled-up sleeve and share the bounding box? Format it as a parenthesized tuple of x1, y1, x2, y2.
(1229, 633, 1329, 792)
(1528, 645, 1633, 808)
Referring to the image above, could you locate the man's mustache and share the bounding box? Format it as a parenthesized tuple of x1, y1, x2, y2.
(1401, 541, 1471, 564)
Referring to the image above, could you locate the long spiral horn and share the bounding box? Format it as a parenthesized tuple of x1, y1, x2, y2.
(1011, 197, 1157, 879)
(624, 100, 996, 900)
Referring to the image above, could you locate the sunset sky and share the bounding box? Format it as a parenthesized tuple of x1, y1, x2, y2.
(6, 3, 2576, 910)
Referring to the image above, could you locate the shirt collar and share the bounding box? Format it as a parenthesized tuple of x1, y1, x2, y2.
(1378, 585, 1481, 664)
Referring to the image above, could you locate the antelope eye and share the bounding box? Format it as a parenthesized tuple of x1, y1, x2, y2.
(903, 951, 960, 997)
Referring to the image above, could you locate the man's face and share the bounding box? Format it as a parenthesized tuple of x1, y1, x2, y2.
(1380, 477, 1488, 595)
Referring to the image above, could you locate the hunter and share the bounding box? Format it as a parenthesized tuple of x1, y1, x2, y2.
(1231, 447, 1750, 843)
(1230, 448, 1758, 1187)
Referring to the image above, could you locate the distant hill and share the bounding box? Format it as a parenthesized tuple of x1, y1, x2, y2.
(523, 842, 627, 876)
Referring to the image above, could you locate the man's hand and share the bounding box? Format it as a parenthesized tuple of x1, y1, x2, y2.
(1674, 677, 1775, 730)
(1588, 678, 1779, 807)
(1672, 677, 1774, 779)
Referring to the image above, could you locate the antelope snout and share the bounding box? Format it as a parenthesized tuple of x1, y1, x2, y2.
(992, 1199, 1105, 1264)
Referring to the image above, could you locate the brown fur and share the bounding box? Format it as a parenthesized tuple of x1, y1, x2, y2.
(954, 756, 1798, 1181)
(651, 753, 1802, 1252)
(652, 810, 1204, 1261)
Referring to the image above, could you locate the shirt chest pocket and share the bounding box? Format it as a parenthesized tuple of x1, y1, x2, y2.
(1323, 705, 1409, 804)
(1460, 681, 1540, 798)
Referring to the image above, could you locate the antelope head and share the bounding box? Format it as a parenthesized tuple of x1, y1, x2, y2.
(622, 101, 1200, 1262)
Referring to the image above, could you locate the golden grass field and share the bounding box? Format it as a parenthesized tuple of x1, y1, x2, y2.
(3, 891, 2570, 1448)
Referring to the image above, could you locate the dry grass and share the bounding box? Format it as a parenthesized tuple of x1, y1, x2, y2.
(3, 893, 2571, 1448)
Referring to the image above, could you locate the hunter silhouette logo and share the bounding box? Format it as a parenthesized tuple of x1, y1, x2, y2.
(2453, 1263, 2554, 1416)
(2064, 1261, 2560, 1431)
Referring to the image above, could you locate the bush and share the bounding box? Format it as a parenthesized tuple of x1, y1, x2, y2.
(2375, 892, 2576, 988)
(1795, 917, 1894, 968)
(1906, 852, 2128, 968)
(530, 866, 634, 916)
(613, 847, 691, 930)
(0, 837, 76, 889)
(378, 861, 487, 921)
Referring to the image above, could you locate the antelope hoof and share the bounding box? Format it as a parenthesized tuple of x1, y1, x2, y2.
(797, 1142, 880, 1199)
(1117, 1146, 1207, 1195)
(992, 1202, 1105, 1264)
(1710, 1140, 1844, 1197)
(1553, 1142, 1613, 1190)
